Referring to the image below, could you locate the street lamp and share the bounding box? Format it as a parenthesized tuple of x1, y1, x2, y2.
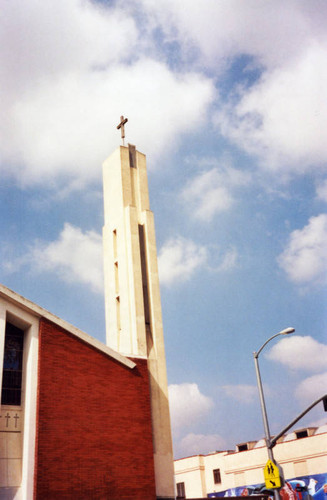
(253, 327, 295, 500)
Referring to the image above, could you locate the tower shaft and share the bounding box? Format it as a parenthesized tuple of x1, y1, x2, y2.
(103, 145, 175, 499)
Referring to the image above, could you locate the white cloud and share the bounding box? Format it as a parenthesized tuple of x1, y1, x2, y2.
(158, 237, 238, 286)
(295, 372, 327, 402)
(2, 0, 326, 186)
(316, 179, 327, 202)
(213, 247, 238, 273)
(0, 1, 215, 187)
(2, 59, 214, 186)
(278, 214, 327, 286)
(134, 0, 322, 70)
(28, 223, 103, 293)
(222, 384, 258, 404)
(168, 383, 214, 432)
(266, 336, 327, 373)
(158, 237, 208, 286)
(215, 42, 327, 173)
(181, 164, 249, 221)
(177, 432, 226, 458)
(0, 0, 138, 86)
(135, 1, 327, 176)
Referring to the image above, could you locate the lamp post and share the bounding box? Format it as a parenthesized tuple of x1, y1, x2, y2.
(253, 327, 295, 500)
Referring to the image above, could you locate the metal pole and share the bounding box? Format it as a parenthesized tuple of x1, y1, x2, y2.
(253, 351, 281, 500)
(269, 394, 327, 449)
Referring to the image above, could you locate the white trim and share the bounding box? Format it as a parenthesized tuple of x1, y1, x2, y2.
(0, 302, 6, 405)
(0, 298, 39, 499)
(21, 319, 38, 500)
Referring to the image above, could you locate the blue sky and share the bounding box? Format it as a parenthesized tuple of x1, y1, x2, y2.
(1, 0, 327, 458)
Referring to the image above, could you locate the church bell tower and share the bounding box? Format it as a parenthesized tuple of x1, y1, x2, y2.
(102, 120, 175, 499)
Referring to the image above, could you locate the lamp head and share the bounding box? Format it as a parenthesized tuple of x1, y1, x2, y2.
(280, 327, 295, 335)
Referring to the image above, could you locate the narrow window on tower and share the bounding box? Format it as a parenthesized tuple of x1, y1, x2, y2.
(113, 229, 121, 331)
(128, 144, 136, 168)
(138, 224, 150, 326)
(113, 229, 119, 294)
(1, 322, 24, 406)
(113, 229, 117, 259)
(115, 261, 119, 295)
(116, 297, 121, 332)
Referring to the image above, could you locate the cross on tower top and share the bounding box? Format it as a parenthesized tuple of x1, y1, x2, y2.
(117, 115, 128, 146)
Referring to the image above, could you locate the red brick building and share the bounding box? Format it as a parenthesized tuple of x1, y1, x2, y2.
(35, 318, 156, 499)
(0, 289, 156, 499)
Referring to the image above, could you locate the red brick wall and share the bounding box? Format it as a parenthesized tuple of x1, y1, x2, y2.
(34, 318, 156, 500)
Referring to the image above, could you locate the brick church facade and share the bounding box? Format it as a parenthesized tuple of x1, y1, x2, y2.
(35, 318, 156, 499)
(1, 291, 156, 499)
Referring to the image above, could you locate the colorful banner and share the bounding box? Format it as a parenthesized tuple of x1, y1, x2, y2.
(208, 472, 327, 499)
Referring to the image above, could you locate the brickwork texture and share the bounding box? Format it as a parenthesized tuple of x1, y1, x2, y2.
(34, 318, 156, 500)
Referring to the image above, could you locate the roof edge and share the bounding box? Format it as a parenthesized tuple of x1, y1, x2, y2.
(0, 283, 136, 370)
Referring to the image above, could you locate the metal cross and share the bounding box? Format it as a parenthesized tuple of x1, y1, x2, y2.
(117, 115, 128, 146)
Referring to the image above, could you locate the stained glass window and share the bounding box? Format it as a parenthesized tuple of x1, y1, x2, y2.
(1, 323, 24, 406)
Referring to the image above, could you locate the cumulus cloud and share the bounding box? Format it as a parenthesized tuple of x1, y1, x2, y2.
(3, 0, 327, 186)
(181, 164, 249, 221)
(221, 384, 258, 404)
(0, 0, 138, 87)
(133, 0, 324, 69)
(278, 214, 327, 286)
(168, 383, 214, 432)
(133, 1, 327, 175)
(316, 179, 327, 202)
(26, 223, 103, 293)
(266, 336, 327, 373)
(140, 4, 327, 178)
(158, 237, 237, 286)
(212, 247, 238, 273)
(5, 60, 213, 186)
(216, 43, 327, 173)
(158, 237, 208, 286)
(144, 0, 327, 177)
(3, 0, 327, 188)
(295, 372, 327, 402)
(0, 0, 214, 187)
(3, 60, 214, 186)
(177, 433, 226, 458)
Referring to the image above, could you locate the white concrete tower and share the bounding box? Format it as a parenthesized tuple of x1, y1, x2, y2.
(102, 138, 175, 499)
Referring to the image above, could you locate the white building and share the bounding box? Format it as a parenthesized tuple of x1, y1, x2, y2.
(174, 424, 327, 499)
